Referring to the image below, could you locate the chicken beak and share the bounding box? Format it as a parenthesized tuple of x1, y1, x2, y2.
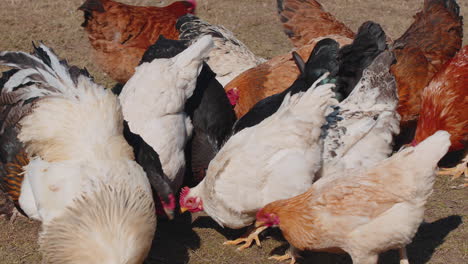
(255, 221, 265, 228)
(180, 207, 188, 213)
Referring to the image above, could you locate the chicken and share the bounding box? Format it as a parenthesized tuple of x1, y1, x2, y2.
(176, 14, 266, 86)
(228, 21, 386, 119)
(137, 35, 236, 185)
(232, 38, 340, 134)
(0, 44, 156, 262)
(391, 0, 463, 144)
(79, 0, 197, 83)
(277, 0, 355, 48)
(256, 131, 451, 264)
(179, 76, 338, 249)
(119, 36, 214, 192)
(412, 46, 468, 187)
(225, 35, 351, 118)
(321, 50, 400, 178)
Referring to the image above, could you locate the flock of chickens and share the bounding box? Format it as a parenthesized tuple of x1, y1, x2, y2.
(0, 0, 466, 263)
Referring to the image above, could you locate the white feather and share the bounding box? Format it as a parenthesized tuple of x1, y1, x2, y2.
(188, 78, 338, 228)
(320, 51, 400, 179)
(120, 36, 214, 190)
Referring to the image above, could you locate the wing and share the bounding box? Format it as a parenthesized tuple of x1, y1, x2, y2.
(277, 0, 354, 47)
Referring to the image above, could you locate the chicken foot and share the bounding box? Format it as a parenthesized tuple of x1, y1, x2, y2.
(268, 253, 296, 264)
(438, 154, 467, 188)
(223, 225, 268, 250)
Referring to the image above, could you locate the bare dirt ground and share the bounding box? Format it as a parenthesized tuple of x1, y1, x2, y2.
(0, 0, 467, 263)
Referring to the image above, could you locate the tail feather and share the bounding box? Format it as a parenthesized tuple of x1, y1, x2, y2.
(0, 44, 93, 133)
(341, 50, 397, 109)
(335, 21, 387, 100)
(426, 0, 460, 17)
(0, 43, 81, 98)
(377, 131, 451, 201)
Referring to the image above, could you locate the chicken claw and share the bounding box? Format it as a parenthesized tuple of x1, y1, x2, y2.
(438, 155, 467, 188)
(268, 253, 296, 264)
(223, 226, 268, 250)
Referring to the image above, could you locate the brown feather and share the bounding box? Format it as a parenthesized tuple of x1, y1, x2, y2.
(413, 46, 468, 151)
(80, 0, 194, 83)
(277, 0, 355, 48)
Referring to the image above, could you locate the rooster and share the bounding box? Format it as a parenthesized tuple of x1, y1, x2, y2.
(0, 44, 157, 262)
(321, 50, 400, 178)
(176, 14, 266, 86)
(412, 46, 468, 188)
(180, 75, 338, 250)
(256, 131, 451, 264)
(391, 0, 463, 145)
(277, 0, 355, 47)
(79, 0, 197, 83)
(119, 36, 214, 192)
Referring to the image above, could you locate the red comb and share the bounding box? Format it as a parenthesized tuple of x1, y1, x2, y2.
(180, 186, 190, 200)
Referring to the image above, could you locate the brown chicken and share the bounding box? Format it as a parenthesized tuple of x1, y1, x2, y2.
(391, 0, 463, 142)
(256, 131, 451, 264)
(412, 46, 468, 187)
(277, 0, 355, 47)
(225, 0, 356, 118)
(226, 36, 352, 118)
(79, 0, 196, 83)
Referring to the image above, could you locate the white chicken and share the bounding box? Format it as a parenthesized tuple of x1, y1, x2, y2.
(0, 44, 155, 263)
(176, 14, 266, 86)
(320, 50, 400, 178)
(179, 74, 338, 249)
(119, 35, 214, 191)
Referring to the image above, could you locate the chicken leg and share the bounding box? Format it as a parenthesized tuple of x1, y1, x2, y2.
(223, 225, 268, 250)
(438, 154, 467, 188)
(399, 247, 409, 264)
(268, 253, 296, 264)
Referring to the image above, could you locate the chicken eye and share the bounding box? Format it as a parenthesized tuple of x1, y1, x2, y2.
(186, 199, 193, 206)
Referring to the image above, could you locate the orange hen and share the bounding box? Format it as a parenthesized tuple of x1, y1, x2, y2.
(256, 131, 452, 264)
(79, 0, 196, 83)
(226, 36, 352, 118)
(413, 46, 468, 185)
(277, 0, 355, 47)
(391, 0, 463, 137)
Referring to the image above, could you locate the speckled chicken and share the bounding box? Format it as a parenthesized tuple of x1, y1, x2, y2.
(321, 50, 400, 179)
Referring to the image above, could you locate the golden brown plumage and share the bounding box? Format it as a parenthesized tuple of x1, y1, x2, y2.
(79, 0, 195, 83)
(277, 0, 355, 47)
(413, 46, 468, 150)
(391, 0, 463, 132)
(2, 151, 28, 206)
(256, 131, 452, 263)
(226, 36, 351, 118)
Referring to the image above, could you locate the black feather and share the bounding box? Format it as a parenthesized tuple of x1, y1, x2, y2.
(139, 36, 236, 185)
(123, 122, 174, 207)
(232, 38, 340, 134)
(140, 35, 189, 64)
(334, 21, 387, 100)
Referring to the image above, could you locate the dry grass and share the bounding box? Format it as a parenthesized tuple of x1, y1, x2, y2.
(0, 0, 467, 263)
